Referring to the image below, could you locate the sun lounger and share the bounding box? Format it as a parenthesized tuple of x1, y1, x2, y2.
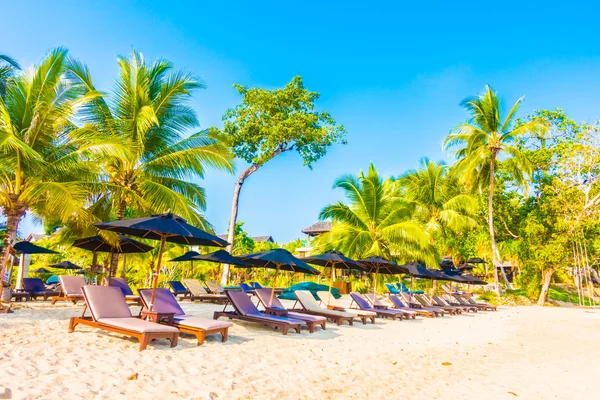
(462, 295, 497, 311)
(388, 294, 439, 317)
(214, 291, 303, 335)
(109, 277, 142, 306)
(294, 290, 354, 326)
(168, 281, 192, 300)
(251, 282, 283, 294)
(138, 288, 232, 345)
(239, 282, 255, 294)
(69, 286, 179, 351)
(414, 294, 460, 315)
(316, 291, 376, 324)
(442, 284, 467, 295)
(22, 278, 60, 300)
(397, 282, 424, 295)
(183, 279, 228, 303)
(438, 295, 477, 313)
(399, 292, 445, 316)
(385, 283, 401, 295)
(205, 280, 225, 294)
(349, 292, 408, 320)
(51, 276, 86, 304)
(364, 293, 418, 319)
(254, 288, 327, 333)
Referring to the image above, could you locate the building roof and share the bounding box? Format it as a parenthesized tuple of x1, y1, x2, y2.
(25, 233, 47, 242)
(301, 221, 332, 236)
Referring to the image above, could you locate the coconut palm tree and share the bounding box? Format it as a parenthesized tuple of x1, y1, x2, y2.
(397, 158, 477, 242)
(443, 85, 547, 295)
(67, 50, 234, 274)
(0, 55, 20, 97)
(0, 47, 122, 286)
(315, 163, 437, 264)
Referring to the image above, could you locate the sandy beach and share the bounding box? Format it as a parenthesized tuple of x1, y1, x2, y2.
(1, 299, 599, 400)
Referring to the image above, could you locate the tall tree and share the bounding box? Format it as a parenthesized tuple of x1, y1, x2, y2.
(0, 48, 120, 289)
(315, 164, 437, 264)
(444, 85, 547, 295)
(0, 55, 20, 97)
(68, 50, 233, 275)
(212, 76, 346, 284)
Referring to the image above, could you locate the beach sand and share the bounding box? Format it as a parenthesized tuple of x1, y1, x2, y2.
(1, 297, 599, 399)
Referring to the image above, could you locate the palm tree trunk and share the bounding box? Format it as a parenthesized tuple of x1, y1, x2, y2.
(221, 163, 261, 285)
(537, 267, 554, 306)
(1, 201, 27, 288)
(488, 151, 501, 296)
(107, 199, 127, 282)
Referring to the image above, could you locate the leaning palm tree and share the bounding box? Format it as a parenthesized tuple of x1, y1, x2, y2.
(0, 47, 121, 287)
(398, 158, 477, 246)
(443, 85, 547, 295)
(67, 50, 234, 274)
(315, 164, 436, 264)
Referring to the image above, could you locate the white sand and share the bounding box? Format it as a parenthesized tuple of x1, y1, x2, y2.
(1, 297, 600, 400)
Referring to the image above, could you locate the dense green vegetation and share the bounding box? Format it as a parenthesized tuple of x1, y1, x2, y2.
(1, 49, 599, 305)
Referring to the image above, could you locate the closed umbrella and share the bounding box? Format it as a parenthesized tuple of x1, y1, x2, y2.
(238, 249, 320, 303)
(94, 212, 228, 308)
(302, 250, 365, 294)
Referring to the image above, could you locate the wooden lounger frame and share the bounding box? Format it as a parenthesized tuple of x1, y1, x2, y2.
(415, 295, 459, 315)
(349, 298, 405, 321)
(292, 299, 354, 326)
(51, 291, 83, 305)
(253, 293, 327, 332)
(214, 295, 302, 335)
(68, 305, 178, 351)
(325, 304, 374, 325)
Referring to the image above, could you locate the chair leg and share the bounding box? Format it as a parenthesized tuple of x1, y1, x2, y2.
(196, 332, 205, 346)
(170, 334, 178, 348)
(68, 317, 78, 333)
(139, 335, 150, 351)
(308, 323, 314, 333)
(282, 326, 288, 335)
(221, 329, 228, 343)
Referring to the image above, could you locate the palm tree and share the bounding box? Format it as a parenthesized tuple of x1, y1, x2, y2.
(443, 85, 547, 295)
(315, 164, 436, 264)
(0, 55, 20, 97)
(67, 50, 234, 274)
(398, 158, 477, 253)
(0, 47, 120, 285)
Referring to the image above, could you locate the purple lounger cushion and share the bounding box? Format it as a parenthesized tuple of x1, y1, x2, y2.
(59, 276, 86, 297)
(23, 278, 59, 295)
(139, 288, 186, 316)
(109, 277, 135, 296)
(254, 288, 326, 323)
(227, 291, 305, 325)
(351, 292, 405, 316)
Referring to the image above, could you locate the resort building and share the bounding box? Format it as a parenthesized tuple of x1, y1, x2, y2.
(296, 221, 332, 257)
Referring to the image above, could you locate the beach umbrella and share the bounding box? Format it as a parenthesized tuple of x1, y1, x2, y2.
(94, 212, 228, 308)
(49, 261, 81, 270)
(400, 261, 442, 279)
(72, 234, 154, 254)
(359, 256, 408, 299)
(169, 251, 201, 279)
(189, 250, 250, 281)
(13, 241, 58, 255)
(30, 267, 51, 274)
(466, 257, 486, 264)
(302, 250, 365, 294)
(458, 263, 475, 270)
(238, 248, 320, 303)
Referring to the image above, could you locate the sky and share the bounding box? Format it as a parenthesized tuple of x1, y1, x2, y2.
(3, 1, 600, 243)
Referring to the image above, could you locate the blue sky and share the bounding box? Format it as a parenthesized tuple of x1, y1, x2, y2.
(4, 1, 600, 243)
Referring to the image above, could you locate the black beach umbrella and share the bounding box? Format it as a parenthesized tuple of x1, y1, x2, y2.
(169, 251, 201, 280)
(400, 261, 441, 279)
(73, 234, 154, 254)
(302, 250, 365, 294)
(49, 261, 81, 270)
(192, 250, 250, 266)
(458, 263, 475, 270)
(238, 248, 320, 302)
(30, 267, 52, 274)
(94, 212, 228, 308)
(466, 257, 486, 264)
(359, 256, 409, 298)
(13, 241, 58, 255)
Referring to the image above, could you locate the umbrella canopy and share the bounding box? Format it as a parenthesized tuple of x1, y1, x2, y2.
(359, 256, 408, 275)
(170, 251, 201, 262)
(238, 249, 320, 274)
(72, 234, 153, 254)
(13, 241, 58, 255)
(49, 261, 81, 270)
(466, 257, 486, 264)
(302, 250, 365, 294)
(458, 263, 475, 270)
(192, 250, 250, 266)
(94, 212, 228, 309)
(456, 274, 488, 285)
(94, 212, 228, 247)
(401, 262, 443, 279)
(30, 268, 52, 274)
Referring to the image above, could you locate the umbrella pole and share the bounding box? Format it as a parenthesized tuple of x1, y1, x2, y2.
(269, 264, 280, 306)
(149, 236, 166, 310)
(373, 267, 379, 302)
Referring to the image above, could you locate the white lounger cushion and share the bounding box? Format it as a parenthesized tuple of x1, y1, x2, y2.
(174, 315, 233, 330)
(295, 290, 354, 318)
(97, 318, 179, 334)
(316, 291, 376, 317)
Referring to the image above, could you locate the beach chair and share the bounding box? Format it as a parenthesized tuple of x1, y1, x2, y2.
(138, 288, 232, 345)
(51, 276, 86, 304)
(397, 282, 424, 295)
(349, 292, 404, 320)
(205, 280, 225, 294)
(438, 295, 477, 312)
(183, 279, 228, 304)
(22, 278, 60, 300)
(108, 277, 142, 306)
(214, 291, 303, 335)
(415, 294, 460, 315)
(315, 290, 376, 324)
(69, 286, 179, 351)
(388, 294, 440, 317)
(462, 295, 497, 311)
(293, 290, 354, 326)
(385, 283, 401, 295)
(251, 281, 283, 294)
(364, 293, 417, 319)
(400, 292, 445, 316)
(239, 282, 255, 294)
(168, 281, 192, 300)
(254, 288, 326, 333)
(442, 284, 467, 295)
